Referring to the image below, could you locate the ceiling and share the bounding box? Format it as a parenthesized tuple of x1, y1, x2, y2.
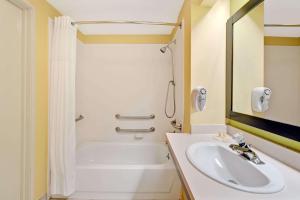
(264, 0, 300, 37)
(47, 0, 184, 35)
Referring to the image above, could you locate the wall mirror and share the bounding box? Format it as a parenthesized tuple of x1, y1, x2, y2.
(226, 0, 300, 142)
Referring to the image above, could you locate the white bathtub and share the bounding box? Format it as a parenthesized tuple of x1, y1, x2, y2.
(70, 142, 181, 200)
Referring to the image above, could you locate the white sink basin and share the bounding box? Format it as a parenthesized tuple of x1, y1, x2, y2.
(186, 142, 285, 193)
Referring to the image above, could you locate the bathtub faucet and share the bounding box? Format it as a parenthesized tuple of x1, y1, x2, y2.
(170, 119, 182, 132)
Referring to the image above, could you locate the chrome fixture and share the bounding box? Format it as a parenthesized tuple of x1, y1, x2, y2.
(170, 119, 182, 131)
(229, 133, 264, 165)
(264, 24, 300, 27)
(75, 115, 84, 122)
(115, 114, 155, 120)
(115, 127, 155, 133)
(166, 153, 170, 160)
(72, 20, 181, 27)
(160, 40, 176, 53)
(160, 46, 168, 54)
(160, 40, 177, 118)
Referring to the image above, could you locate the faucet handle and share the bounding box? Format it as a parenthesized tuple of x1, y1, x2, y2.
(232, 133, 246, 146)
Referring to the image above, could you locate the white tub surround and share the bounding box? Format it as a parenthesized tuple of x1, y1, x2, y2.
(166, 133, 300, 200)
(70, 142, 181, 200)
(76, 43, 182, 143)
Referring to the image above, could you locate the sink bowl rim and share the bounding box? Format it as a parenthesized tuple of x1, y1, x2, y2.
(186, 142, 285, 194)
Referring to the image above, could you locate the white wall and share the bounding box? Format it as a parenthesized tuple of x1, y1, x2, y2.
(76, 41, 184, 144)
(264, 45, 300, 126)
(191, 0, 229, 125)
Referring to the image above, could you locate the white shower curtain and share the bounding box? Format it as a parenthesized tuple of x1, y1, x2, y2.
(49, 16, 77, 196)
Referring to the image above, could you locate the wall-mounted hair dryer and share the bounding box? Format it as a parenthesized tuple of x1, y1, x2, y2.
(251, 87, 272, 113)
(191, 86, 207, 112)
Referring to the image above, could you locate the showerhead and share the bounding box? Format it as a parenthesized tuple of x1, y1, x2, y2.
(160, 46, 167, 53)
(160, 40, 176, 54)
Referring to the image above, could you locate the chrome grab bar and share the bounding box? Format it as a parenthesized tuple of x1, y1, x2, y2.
(115, 114, 155, 120)
(75, 115, 84, 122)
(115, 127, 155, 133)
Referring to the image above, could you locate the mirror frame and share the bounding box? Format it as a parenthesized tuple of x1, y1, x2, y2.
(226, 0, 300, 142)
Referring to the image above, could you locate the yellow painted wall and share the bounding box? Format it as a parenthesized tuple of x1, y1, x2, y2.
(79, 34, 171, 44)
(191, 0, 229, 125)
(26, 0, 61, 199)
(265, 36, 300, 46)
(230, 0, 249, 15)
(232, 3, 264, 116)
(191, 3, 210, 28)
(182, 0, 192, 132)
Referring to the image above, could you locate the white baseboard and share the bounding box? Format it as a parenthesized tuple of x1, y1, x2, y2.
(191, 124, 226, 134)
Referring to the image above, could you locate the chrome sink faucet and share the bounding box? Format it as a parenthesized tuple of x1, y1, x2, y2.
(229, 133, 264, 165)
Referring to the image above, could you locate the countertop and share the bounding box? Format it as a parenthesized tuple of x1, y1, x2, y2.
(166, 133, 300, 200)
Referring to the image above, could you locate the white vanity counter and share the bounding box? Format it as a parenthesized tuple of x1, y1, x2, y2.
(166, 133, 300, 200)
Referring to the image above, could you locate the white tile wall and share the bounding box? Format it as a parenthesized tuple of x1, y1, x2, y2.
(76, 41, 184, 144)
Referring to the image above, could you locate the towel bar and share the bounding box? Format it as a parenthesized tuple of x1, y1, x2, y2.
(75, 115, 84, 122)
(115, 127, 155, 133)
(115, 114, 155, 120)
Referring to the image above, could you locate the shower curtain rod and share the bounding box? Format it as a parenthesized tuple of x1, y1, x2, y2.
(71, 20, 181, 27)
